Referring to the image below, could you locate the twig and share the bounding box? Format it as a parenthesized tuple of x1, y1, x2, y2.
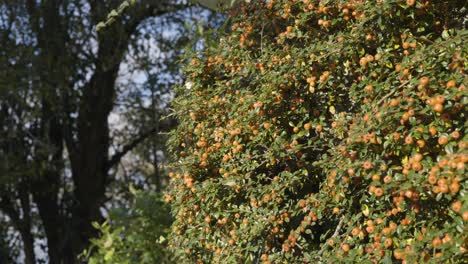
(375, 80, 410, 107)
(260, 22, 265, 56)
(414, 36, 434, 44)
(316, 215, 345, 260)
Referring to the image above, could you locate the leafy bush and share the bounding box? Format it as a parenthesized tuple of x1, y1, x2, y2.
(168, 0, 467, 263)
(85, 191, 175, 263)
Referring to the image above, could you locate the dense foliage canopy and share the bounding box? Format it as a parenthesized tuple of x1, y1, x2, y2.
(168, 0, 467, 263)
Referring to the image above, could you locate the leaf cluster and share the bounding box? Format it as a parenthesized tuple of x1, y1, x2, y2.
(85, 191, 175, 263)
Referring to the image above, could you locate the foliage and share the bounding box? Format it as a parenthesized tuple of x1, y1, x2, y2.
(0, 220, 18, 263)
(85, 190, 175, 263)
(96, 0, 137, 31)
(0, 0, 193, 262)
(167, 0, 467, 263)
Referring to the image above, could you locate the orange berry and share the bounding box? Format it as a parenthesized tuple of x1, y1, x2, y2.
(451, 130, 460, 139)
(402, 42, 410, 49)
(374, 187, 384, 197)
(404, 190, 413, 199)
(419, 77, 429, 87)
(452, 200, 462, 212)
(435, 95, 445, 104)
(412, 162, 422, 171)
(372, 174, 381, 181)
(351, 227, 360, 236)
(442, 234, 452, 244)
(366, 225, 376, 233)
(438, 136, 448, 145)
(394, 249, 404, 260)
(417, 139, 426, 148)
(428, 175, 437, 185)
(363, 161, 373, 170)
(433, 103, 443, 113)
(432, 237, 442, 248)
(463, 211, 468, 221)
(440, 184, 449, 193)
(384, 238, 393, 248)
(390, 98, 399, 107)
(383, 175, 392, 183)
(446, 80, 456, 89)
(405, 136, 414, 145)
(450, 182, 460, 193)
(382, 227, 392, 236)
(413, 153, 423, 162)
(406, 0, 416, 6)
(342, 243, 350, 252)
(315, 124, 323, 132)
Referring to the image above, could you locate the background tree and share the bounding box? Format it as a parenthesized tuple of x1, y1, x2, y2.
(0, 0, 218, 262)
(168, 0, 467, 263)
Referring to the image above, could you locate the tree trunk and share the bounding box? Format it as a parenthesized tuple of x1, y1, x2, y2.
(18, 186, 36, 264)
(18, 227, 35, 264)
(72, 20, 130, 258)
(0, 194, 36, 264)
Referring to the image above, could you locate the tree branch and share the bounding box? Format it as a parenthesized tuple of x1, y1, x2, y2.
(316, 215, 345, 259)
(106, 117, 176, 170)
(107, 127, 157, 170)
(25, 0, 40, 35)
(123, 0, 190, 36)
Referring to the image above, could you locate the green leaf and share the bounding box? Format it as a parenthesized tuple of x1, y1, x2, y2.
(104, 248, 115, 261)
(107, 10, 119, 19)
(442, 30, 450, 40)
(96, 22, 106, 32)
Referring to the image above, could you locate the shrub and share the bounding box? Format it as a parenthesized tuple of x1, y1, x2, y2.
(85, 191, 175, 263)
(168, 0, 467, 262)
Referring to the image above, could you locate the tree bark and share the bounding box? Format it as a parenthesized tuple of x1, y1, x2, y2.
(0, 195, 36, 264)
(19, 186, 36, 264)
(19, 226, 36, 264)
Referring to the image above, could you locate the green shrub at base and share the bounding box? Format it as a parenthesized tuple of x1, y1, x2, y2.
(85, 192, 175, 263)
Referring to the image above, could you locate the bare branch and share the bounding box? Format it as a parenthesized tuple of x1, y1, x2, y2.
(316, 215, 345, 259)
(107, 128, 157, 169)
(25, 0, 40, 34)
(124, 0, 190, 36)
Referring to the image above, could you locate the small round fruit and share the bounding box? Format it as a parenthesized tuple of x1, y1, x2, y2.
(419, 77, 429, 87)
(432, 237, 442, 248)
(452, 200, 462, 212)
(342, 243, 350, 252)
(433, 103, 443, 113)
(438, 136, 448, 145)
